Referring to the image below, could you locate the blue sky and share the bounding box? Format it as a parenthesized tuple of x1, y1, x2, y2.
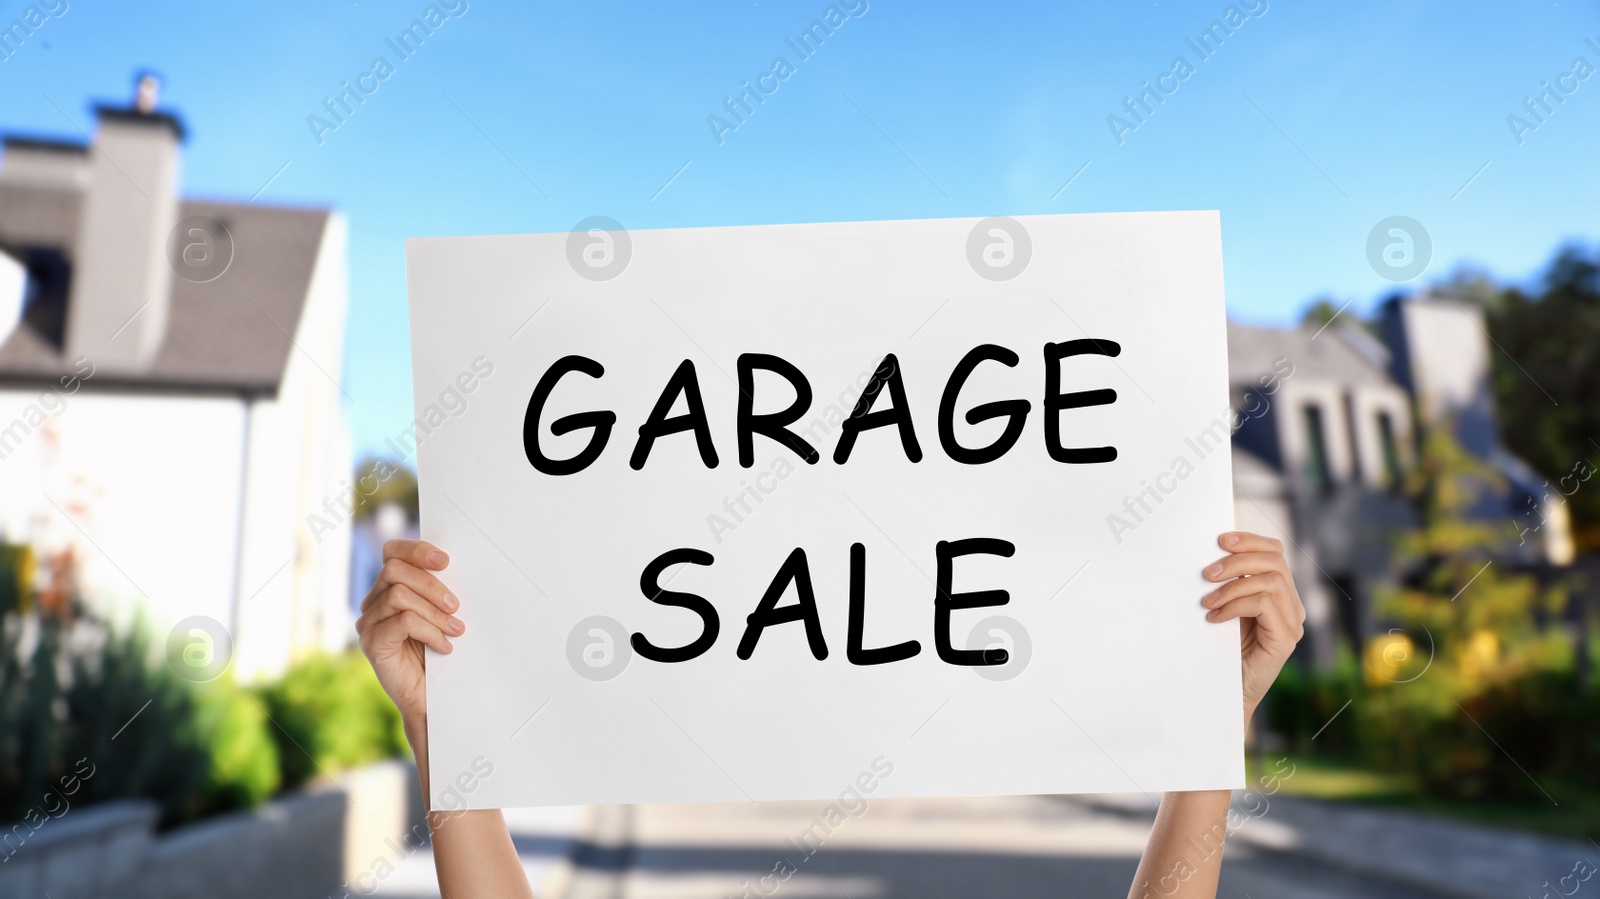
(4, 0, 1598, 461)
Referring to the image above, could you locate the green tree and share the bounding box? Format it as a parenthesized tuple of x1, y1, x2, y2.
(1483, 244, 1600, 549)
(351, 457, 420, 523)
(1300, 296, 1344, 328)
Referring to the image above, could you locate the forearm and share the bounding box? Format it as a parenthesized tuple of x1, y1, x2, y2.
(1126, 789, 1231, 899)
(407, 716, 535, 899)
(1127, 704, 1256, 899)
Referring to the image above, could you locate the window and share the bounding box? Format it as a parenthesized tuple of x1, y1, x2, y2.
(1303, 405, 1332, 495)
(1377, 411, 1402, 490)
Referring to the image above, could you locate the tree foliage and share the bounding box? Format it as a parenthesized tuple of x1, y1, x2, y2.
(350, 456, 420, 523)
(1484, 244, 1600, 549)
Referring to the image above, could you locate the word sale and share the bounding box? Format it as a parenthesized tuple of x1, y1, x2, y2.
(630, 539, 1017, 667)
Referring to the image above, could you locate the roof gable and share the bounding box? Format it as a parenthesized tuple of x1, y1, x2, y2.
(0, 193, 329, 394)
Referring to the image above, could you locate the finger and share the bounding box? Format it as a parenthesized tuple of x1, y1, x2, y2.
(372, 609, 454, 655)
(363, 557, 458, 614)
(364, 583, 464, 637)
(1218, 531, 1284, 554)
(1248, 567, 1307, 626)
(1207, 592, 1268, 623)
(1209, 591, 1303, 646)
(1204, 551, 1288, 583)
(384, 539, 449, 571)
(1262, 569, 1307, 625)
(1286, 588, 1307, 625)
(361, 546, 452, 612)
(1201, 570, 1287, 609)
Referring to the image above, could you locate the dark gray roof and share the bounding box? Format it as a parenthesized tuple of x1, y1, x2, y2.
(0, 188, 329, 395)
(94, 106, 186, 141)
(1227, 320, 1394, 388)
(1, 136, 88, 154)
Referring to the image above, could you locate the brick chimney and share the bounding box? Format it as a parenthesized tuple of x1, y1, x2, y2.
(64, 73, 183, 370)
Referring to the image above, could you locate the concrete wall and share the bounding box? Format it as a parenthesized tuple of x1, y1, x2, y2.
(0, 760, 420, 899)
(0, 801, 158, 898)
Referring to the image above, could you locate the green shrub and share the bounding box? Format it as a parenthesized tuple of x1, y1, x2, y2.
(195, 679, 281, 811)
(0, 544, 31, 617)
(3, 618, 410, 829)
(1, 615, 213, 826)
(256, 651, 407, 789)
(1265, 647, 1362, 755)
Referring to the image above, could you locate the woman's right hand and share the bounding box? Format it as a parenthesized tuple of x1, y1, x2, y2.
(355, 539, 465, 727)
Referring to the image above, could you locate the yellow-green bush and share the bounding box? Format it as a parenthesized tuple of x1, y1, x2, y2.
(195, 680, 281, 811)
(1268, 427, 1597, 802)
(0, 544, 32, 616)
(255, 651, 408, 789)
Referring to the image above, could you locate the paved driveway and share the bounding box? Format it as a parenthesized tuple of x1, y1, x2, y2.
(602, 794, 1445, 898)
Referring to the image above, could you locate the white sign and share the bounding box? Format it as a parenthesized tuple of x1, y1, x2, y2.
(406, 212, 1242, 809)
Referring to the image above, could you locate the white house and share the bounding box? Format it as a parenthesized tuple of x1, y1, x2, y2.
(0, 77, 352, 680)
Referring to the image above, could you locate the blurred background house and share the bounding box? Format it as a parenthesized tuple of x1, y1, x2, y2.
(1229, 300, 1574, 669)
(0, 76, 351, 680)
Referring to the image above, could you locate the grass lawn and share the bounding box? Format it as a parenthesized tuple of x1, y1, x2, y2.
(1245, 753, 1600, 842)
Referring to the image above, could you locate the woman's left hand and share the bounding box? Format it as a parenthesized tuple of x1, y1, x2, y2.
(1201, 531, 1306, 722)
